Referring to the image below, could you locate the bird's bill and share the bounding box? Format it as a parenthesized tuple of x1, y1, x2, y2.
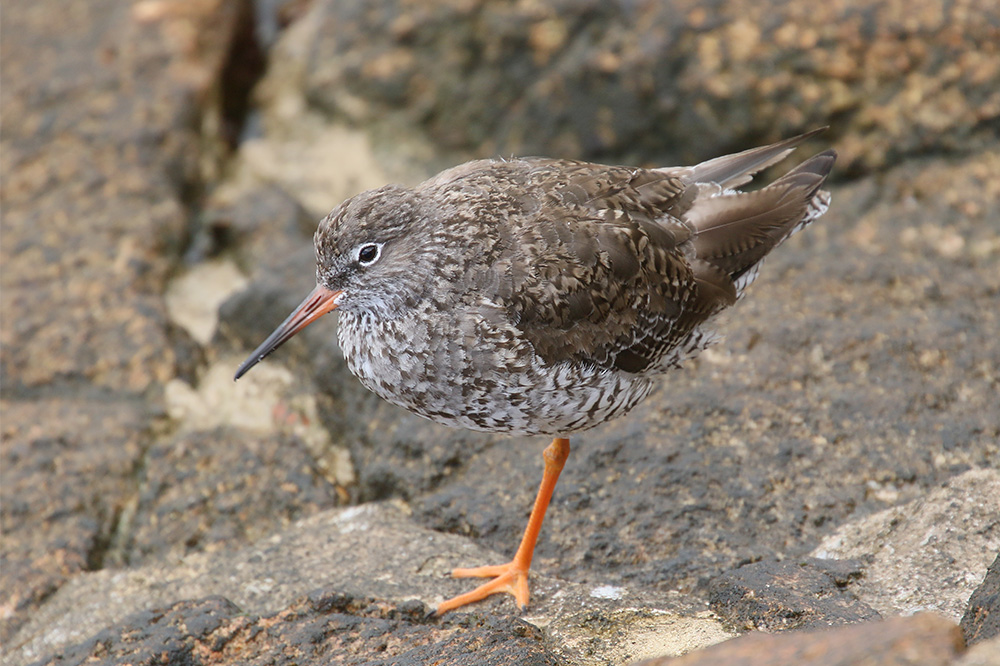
(234, 284, 342, 380)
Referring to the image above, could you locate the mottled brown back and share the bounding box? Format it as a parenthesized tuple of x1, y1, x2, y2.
(420, 136, 835, 376)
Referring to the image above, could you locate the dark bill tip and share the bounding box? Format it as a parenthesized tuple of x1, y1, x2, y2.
(234, 285, 341, 381)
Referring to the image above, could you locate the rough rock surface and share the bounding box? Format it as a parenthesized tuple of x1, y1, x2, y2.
(637, 613, 965, 666)
(29, 594, 562, 666)
(962, 554, 1000, 647)
(3, 0, 999, 665)
(708, 558, 880, 631)
(812, 469, 1000, 622)
(263, 0, 1000, 174)
(1, 0, 230, 643)
(9, 503, 732, 666)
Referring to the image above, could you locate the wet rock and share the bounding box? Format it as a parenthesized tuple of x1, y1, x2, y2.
(961, 553, 1000, 647)
(636, 613, 964, 666)
(708, 558, 880, 631)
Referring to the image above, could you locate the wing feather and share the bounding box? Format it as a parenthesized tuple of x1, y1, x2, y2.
(437, 137, 834, 375)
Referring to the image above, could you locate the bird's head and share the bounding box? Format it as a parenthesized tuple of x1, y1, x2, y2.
(235, 184, 427, 380)
(313, 184, 430, 315)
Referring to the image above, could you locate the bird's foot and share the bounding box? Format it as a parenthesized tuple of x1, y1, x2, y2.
(434, 438, 570, 616)
(435, 560, 530, 615)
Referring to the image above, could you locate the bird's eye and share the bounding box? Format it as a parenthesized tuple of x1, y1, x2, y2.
(356, 242, 382, 266)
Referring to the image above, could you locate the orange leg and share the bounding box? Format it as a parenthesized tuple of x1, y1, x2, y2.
(436, 437, 571, 615)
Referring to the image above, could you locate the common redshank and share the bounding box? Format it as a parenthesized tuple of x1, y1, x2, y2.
(235, 130, 836, 615)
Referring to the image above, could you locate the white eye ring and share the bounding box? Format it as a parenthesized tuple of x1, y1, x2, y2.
(354, 242, 383, 267)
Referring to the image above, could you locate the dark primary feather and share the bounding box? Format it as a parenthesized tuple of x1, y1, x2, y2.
(436, 137, 836, 375)
(681, 127, 828, 189)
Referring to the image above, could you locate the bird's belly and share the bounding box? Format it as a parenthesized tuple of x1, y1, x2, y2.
(337, 313, 654, 436)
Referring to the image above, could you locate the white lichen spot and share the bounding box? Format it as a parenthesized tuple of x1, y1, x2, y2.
(590, 585, 626, 600)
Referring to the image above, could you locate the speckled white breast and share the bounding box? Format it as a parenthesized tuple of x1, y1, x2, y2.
(336, 304, 655, 436)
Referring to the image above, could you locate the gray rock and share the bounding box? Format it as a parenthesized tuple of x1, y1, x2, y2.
(812, 469, 1000, 622)
(4, 0, 1000, 663)
(24, 594, 562, 666)
(708, 558, 880, 631)
(961, 553, 1000, 647)
(0, 0, 248, 644)
(1, 0, 213, 395)
(0, 399, 149, 642)
(261, 0, 999, 173)
(8, 503, 732, 666)
(127, 427, 342, 563)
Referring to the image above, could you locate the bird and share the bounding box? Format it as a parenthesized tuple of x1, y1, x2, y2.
(235, 129, 836, 616)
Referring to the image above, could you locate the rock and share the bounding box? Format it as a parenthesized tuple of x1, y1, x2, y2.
(261, 0, 999, 173)
(0, 399, 149, 642)
(813, 469, 1000, 621)
(708, 558, 880, 631)
(636, 613, 964, 666)
(165, 260, 249, 345)
(0, 0, 236, 394)
(26, 594, 562, 666)
(240, 120, 394, 220)
(4, 0, 1000, 663)
(957, 635, 1000, 666)
(127, 427, 342, 563)
(8, 503, 732, 666)
(962, 554, 1000, 647)
(198, 179, 315, 272)
(1, 0, 265, 644)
